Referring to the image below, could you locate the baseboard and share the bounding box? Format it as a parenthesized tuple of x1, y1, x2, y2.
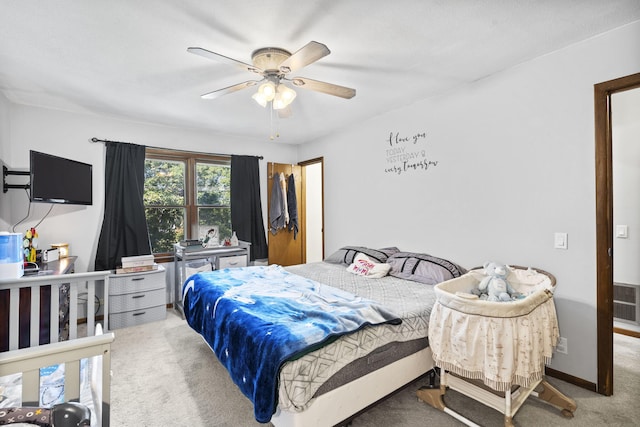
(545, 367, 596, 392)
(613, 327, 640, 338)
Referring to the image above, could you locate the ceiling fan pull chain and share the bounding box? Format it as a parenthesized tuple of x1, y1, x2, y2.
(270, 102, 275, 140)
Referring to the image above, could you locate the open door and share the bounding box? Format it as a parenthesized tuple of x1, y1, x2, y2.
(267, 162, 303, 266)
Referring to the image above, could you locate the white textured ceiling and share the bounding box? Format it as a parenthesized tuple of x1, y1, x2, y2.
(1, 1, 639, 144)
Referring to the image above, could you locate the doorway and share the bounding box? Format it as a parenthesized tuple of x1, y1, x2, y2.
(594, 72, 640, 396)
(267, 158, 324, 266)
(611, 88, 640, 337)
(300, 159, 324, 262)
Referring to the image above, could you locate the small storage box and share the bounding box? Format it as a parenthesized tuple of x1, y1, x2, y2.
(185, 259, 213, 277)
(217, 254, 247, 270)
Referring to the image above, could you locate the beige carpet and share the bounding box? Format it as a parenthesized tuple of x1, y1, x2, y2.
(109, 310, 639, 426)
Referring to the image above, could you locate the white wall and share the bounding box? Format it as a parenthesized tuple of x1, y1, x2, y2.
(299, 21, 640, 384)
(2, 105, 297, 272)
(0, 92, 12, 230)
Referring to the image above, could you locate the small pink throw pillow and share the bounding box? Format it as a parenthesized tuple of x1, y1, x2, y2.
(346, 253, 391, 278)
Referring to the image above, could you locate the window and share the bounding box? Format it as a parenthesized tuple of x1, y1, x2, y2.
(144, 148, 231, 255)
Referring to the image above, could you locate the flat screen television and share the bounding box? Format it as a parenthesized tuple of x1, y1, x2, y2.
(30, 150, 93, 205)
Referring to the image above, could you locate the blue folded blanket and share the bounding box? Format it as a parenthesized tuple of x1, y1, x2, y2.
(182, 265, 401, 423)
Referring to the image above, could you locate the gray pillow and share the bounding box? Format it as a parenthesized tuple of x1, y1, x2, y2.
(324, 246, 400, 265)
(387, 252, 466, 285)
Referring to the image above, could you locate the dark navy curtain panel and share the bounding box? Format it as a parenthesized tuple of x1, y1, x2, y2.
(230, 155, 268, 261)
(94, 142, 151, 270)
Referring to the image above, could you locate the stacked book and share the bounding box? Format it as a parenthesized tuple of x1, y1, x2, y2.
(116, 254, 157, 274)
(179, 239, 210, 252)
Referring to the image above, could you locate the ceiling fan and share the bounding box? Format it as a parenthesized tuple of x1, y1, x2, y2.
(187, 41, 356, 115)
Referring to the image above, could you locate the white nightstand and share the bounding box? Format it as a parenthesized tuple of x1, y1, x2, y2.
(108, 264, 166, 329)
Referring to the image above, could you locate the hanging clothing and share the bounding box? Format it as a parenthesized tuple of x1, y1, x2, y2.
(269, 173, 286, 234)
(280, 172, 289, 225)
(287, 173, 299, 239)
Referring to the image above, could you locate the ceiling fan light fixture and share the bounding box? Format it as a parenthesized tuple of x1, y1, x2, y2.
(252, 92, 268, 107)
(272, 96, 286, 110)
(258, 81, 276, 101)
(273, 84, 297, 110)
(277, 84, 296, 104)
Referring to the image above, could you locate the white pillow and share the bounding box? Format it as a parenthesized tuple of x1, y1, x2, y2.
(346, 253, 391, 278)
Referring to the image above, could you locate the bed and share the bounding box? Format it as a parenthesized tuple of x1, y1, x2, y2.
(0, 271, 114, 427)
(182, 246, 466, 426)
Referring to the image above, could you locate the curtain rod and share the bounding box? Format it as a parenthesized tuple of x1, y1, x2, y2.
(90, 137, 263, 160)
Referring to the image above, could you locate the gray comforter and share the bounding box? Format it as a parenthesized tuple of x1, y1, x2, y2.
(278, 261, 437, 412)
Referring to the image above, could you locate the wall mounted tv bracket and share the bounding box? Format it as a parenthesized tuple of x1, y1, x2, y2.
(2, 166, 30, 193)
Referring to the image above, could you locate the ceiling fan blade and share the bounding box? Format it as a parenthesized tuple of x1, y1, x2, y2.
(278, 41, 330, 74)
(201, 80, 262, 99)
(289, 77, 356, 99)
(188, 47, 263, 74)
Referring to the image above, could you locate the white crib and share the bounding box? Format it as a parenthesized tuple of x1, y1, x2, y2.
(1, 271, 112, 349)
(0, 271, 114, 426)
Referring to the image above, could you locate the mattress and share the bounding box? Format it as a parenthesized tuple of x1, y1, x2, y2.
(278, 262, 437, 412)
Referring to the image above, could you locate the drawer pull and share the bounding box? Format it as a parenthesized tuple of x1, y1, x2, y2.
(132, 277, 145, 281)
(133, 311, 146, 316)
(132, 294, 146, 299)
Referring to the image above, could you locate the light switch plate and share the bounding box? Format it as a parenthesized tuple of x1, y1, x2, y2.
(616, 225, 628, 238)
(554, 232, 568, 249)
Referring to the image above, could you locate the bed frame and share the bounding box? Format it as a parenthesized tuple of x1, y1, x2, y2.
(271, 347, 434, 427)
(0, 271, 114, 426)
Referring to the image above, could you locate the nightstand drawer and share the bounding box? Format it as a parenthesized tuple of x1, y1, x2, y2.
(217, 254, 247, 269)
(110, 267, 165, 295)
(109, 305, 167, 329)
(110, 288, 165, 314)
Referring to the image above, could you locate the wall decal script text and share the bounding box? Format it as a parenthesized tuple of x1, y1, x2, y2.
(383, 131, 438, 176)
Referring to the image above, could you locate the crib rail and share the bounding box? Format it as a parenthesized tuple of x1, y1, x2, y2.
(0, 271, 111, 351)
(0, 331, 115, 427)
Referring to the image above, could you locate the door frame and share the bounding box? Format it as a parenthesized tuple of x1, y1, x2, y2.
(594, 72, 640, 396)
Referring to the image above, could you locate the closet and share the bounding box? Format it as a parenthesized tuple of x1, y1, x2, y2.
(267, 162, 303, 266)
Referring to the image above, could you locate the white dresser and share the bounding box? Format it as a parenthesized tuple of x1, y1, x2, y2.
(108, 264, 166, 329)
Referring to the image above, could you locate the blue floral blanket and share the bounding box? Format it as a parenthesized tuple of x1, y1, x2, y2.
(182, 265, 401, 423)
